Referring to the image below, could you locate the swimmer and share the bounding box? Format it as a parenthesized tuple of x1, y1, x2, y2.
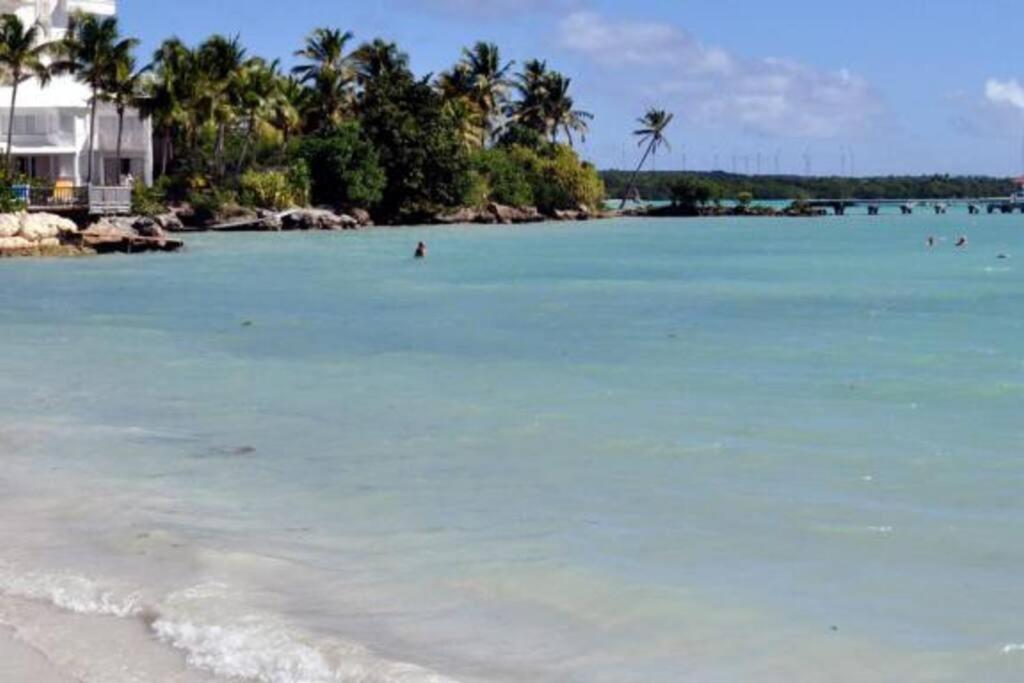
(926, 236, 936, 248)
(414, 241, 427, 259)
(955, 235, 968, 248)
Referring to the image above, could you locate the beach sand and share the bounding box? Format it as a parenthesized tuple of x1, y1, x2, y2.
(0, 625, 75, 683)
(0, 594, 219, 683)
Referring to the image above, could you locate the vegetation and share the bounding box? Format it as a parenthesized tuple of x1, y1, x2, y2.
(114, 23, 605, 222)
(603, 171, 1018, 202)
(620, 108, 674, 209)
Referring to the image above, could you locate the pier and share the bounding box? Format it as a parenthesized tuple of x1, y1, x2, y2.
(804, 197, 1024, 216)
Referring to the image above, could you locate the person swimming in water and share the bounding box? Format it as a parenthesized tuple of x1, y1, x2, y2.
(955, 235, 968, 248)
(926, 236, 936, 248)
(414, 241, 427, 259)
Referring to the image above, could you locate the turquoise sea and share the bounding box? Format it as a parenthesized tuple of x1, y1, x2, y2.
(0, 214, 1022, 682)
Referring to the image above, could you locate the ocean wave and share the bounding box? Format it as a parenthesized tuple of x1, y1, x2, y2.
(0, 564, 141, 618)
(1002, 643, 1024, 654)
(0, 566, 458, 683)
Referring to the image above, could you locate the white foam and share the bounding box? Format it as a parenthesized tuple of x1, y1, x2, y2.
(0, 565, 140, 618)
(1002, 643, 1024, 654)
(1, 566, 458, 683)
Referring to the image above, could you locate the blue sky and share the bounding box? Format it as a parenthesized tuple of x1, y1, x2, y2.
(121, 0, 1024, 176)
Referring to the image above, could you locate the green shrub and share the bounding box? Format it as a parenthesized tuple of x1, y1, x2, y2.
(239, 170, 296, 210)
(131, 180, 167, 217)
(293, 123, 385, 209)
(471, 148, 534, 207)
(188, 187, 238, 223)
(509, 144, 604, 214)
(0, 169, 25, 211)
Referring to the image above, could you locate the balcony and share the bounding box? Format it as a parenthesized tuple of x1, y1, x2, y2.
(15, 184, 132, 215)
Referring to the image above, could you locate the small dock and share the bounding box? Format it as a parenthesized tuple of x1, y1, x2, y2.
(804, 197, 1024, 216)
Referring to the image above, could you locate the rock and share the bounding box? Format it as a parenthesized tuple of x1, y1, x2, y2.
(0, 236, 33, 251)
(485, 203, 548, 224)
(337, 213, 359, 229)
(553, 209, 581, 221)
(152, 212, 185, 232)
(435, 207, 481, 225)
(19, 212, 78, 241)
(0, 213, 20, 238)
(38, 237, 61, 248)
(350, 208, 373, 226)
(82, 219, 184, 253)
(281, 208, 351, 231)
(132, 217, 165, 239)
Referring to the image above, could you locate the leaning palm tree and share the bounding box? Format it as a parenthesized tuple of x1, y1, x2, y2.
(0, 14, 58, 173)
(292, 28, 354, 128)
(59, 12, 138, 184)
(102, 45, 148, 178)
(620, 108, 674, 209)
(512, 58, 550, 134)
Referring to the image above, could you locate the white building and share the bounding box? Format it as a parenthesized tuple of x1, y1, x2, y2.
(0, 0, 153, 187)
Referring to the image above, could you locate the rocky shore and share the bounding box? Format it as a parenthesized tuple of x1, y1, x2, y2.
(0, 212, 184, 258)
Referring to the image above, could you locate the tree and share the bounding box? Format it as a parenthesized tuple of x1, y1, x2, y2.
(102, 45, 148, 176)
(511, 61, 591, 146)
(194, 34, 247, 176)
(60, 11, 138, 184)
(0, 14, 58, 174)
(357, 52, 472, 220)
(444, 42, 513, 145)
(234, 58, 282, 172)
(293, 123, 385, 208)
(620, 108, 674, 209)
(142, 38, 194, 177)
(292, 28, 354, 129)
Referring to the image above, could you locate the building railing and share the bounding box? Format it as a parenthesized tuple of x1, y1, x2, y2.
(17, 184, 132, 215)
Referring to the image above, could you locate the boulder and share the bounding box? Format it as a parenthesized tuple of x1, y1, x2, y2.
(152, 212, 185, 232)
(0, 213, 21, 238)
(19, 212, 78, 242)
(132, 217, 166, 239)
(82, 219, 184, 253)
(350, 208, 373, 226)
(553, 209, 581, 221)
(435, 207, 480, 225)
(38, 237, 61, 248)
(0, 236, 33, 251)
(281, 208, 351, 231)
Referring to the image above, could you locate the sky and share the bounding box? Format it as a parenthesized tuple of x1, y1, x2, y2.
(120, 0, 1024, 176)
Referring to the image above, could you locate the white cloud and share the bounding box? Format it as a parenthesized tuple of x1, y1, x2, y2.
(559, 11, 882, 138)
(985, 78, 1024, 110)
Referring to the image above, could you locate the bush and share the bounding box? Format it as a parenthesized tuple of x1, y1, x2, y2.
(131, 180, 167, 217)
(509, 144, 604, 214)
(239, 170, 298, 210)
(188, 187, 238, 224)
(293, 123, 385, 209)
(471, 148, 534, 207)
(0, 173, 25, 213)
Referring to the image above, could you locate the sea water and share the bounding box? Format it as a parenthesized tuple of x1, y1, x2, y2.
(0, 215, 1022, 682)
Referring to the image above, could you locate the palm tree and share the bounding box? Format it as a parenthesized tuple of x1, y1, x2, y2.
(620, 108, 674, 209)
(102, 46, 148, 178)
(235, 58, 282, 171)
(271, 75, 305, 146)
(142, 38, 193, 176)
(292, 28, 354, 128)
(512, 58, 549, 134)
(60, 12, 138, 184)
(195, 34, 246, 175)
(536, 72, 591, 146)
(0, 14, 58, 174)
(352, 39, 410, 87)
(458, 42, 513, 144)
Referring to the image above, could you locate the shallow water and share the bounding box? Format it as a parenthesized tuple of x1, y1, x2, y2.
(0, 215, 1022, 682)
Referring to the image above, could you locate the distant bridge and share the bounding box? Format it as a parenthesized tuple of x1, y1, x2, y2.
(803, 197, 1024, 216)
